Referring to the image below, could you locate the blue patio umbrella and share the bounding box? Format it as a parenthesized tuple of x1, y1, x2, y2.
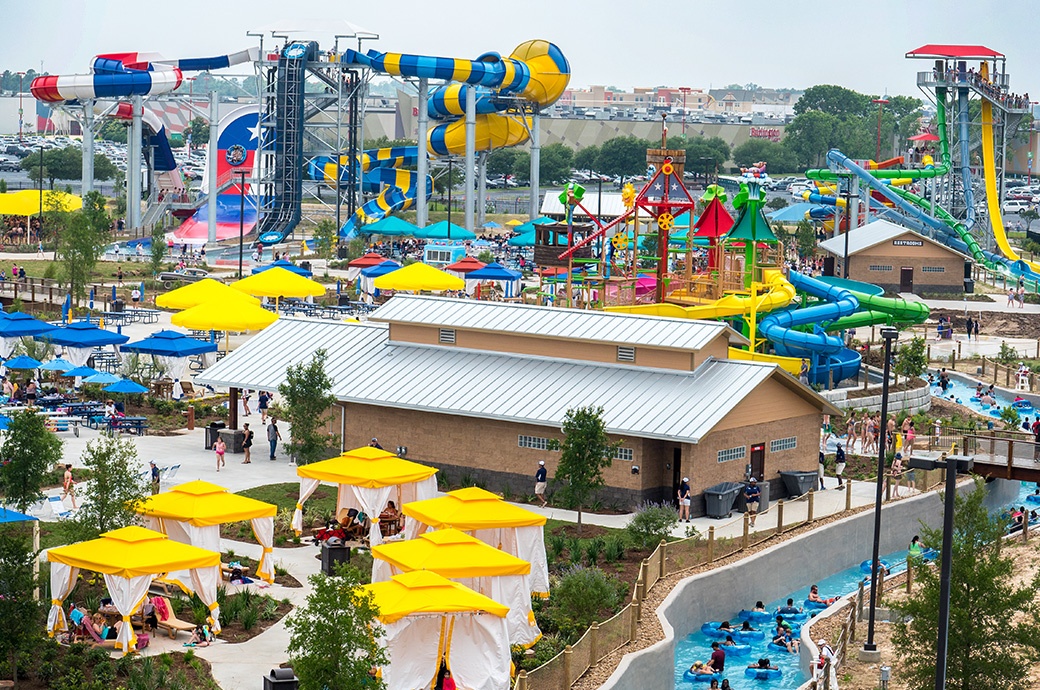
(360, 260, 403, 278)
(123, 330, 217, 357)
(251, 259, 312, 277)
(365, 216, 420, 237)
(40, 321, 129, 348)
(4, 355, 42, 369)
(482, 221, 502, 229)
(532, 216, 556, 225)
(39, 358, 74, 372)
(62, 366, 99, 379)
(419, 221, 475, 241)
(84, 372, 121, 385)
(0, 416, 9, 431)
(104, 379, 150, 395)
(0, 312, 57, 338)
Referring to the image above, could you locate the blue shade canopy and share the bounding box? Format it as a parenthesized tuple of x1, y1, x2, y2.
(0, 312, 57, 338)
(84, 372, 121, 385)
(360, 260, 402, 278)
(251, 259, 313, 277)
(122, 330, 217, 357)
(767, 202, 831, 223)
(104, 379, 150, 394)
(465, 262, 522, 281)
(419, 221, 475, 240)
(0, 505, 33, 522)
(41, 321, 130, 348)
(4, 355, 42, 369)
(532, 216, 556, 225)
(62, 366, 99, 378)
(39, 357, 75, 372)
(366, 216, 420, 237)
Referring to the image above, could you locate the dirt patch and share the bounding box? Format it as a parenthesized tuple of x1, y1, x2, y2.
(931, 308, 1040, 340)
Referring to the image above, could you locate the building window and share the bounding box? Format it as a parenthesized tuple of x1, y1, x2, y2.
(868, 265, 893, 272)
(518, 435, 551, 451)
(770, 436, 798, 453)
(921, 266, 946, 273)
(617, 346, 636, 362)
(427, 249, 453, 264)
(438, 328, 456, 344)
(615, 447, 634, 461)
(717, 445, 746, 464)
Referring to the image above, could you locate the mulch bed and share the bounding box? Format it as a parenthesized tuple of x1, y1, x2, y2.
(217, 600, 294, 644)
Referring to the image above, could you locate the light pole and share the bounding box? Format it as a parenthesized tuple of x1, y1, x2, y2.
(446, 158, 454, 239)
(863, 326, 898, 657)
(679, 87, 691, 137)
(17, 72, 25, 144)
(236, 170, 248, 278)
(906, 452, 972, 690)
(872, 97, 889, 162)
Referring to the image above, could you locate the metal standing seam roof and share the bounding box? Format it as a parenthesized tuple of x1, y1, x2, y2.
(195, 318, 798, 444)
(817, 219, 968, 259)
(369, 295, 747, 349)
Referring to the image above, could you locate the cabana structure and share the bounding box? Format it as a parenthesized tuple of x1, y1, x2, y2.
(122, 330, 218, 380)
(251, 259, 313, 277)
(364, 571, 510, 690)
(402, 487, 549, 597)
(372, 528, 539, 647)
(135, 480, 277, 584)
(39, 321, 129, 366)
(292, 445, 438, 545)
(373, 262, 465, 293)
(0, 312, 57, 357)
(46, 526, 221, 654)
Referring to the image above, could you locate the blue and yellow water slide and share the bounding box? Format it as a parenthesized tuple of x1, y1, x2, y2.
(327, 40, 569, 238)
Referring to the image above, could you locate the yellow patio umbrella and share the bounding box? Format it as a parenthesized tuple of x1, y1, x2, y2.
(171, 299, 278, 352)
(156, 278, 260, 310)
(0, 189, 82, 216)
(505, 219, 523, 226)
(230, 266, 326, 299)
(372, 262, 465, 292)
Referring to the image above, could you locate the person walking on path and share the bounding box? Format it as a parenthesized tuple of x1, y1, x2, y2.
(974, 320, 980, 340)
(965, 317, 974, 341)
(268, 418, 282, 460)
(62, 464, 77, 509)
(241, 390, 251, 416)
(258, 391, 271, 424)
(818, 451, 827, 490)
(744, 478, 761, 528)
(150, 460, 160, 495)
(534, 461, 548, 507)
(241, 423, 253, 464)
(214, 437, 226, 472)
(799, 359, 809, 386)
(678, 477, 692, 522)
(834, 443, 847, 487)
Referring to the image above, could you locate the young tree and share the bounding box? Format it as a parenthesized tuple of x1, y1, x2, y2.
(891, 479, 1040, 690)
(66, 436, 146, 541)
(0, 410, 64, 513)
(893, 335, 927, 379)
(0, 529, 43, 689)
(310, 218, 338, 276)
(278, 349, 339, 464)
(549, 406, 621, 534)
(188, 117, 209, 148)
(56, 191, 109, 299)
(286, 564, 387, 690)
(595, 137, 654, 178)
(149, 225, 168, 276)
(1020, 207, 1039, 232)
(794, 219, 817, 259)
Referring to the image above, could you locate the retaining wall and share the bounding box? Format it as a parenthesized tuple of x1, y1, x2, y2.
(598, 478, 1020, 690)
(821, 380, 932, 414)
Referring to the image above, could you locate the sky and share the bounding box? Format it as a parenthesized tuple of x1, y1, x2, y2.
(3, 0, 1037, 101)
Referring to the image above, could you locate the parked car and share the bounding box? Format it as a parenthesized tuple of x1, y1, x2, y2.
(0, 161, 21, 172)
(158, 267, 210, 288)
(1002, 199, 1032, 214)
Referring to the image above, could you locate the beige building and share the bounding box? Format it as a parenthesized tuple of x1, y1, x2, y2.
(198, 297, 838, 514)
(819, 220, 971, 294)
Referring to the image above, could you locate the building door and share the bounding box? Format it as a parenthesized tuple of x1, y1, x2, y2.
(671, 448, 682, 505)
(900, 267, 914, 293)
(749, 444, 765, 481)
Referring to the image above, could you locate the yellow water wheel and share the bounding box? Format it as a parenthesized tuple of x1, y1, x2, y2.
(611, 233, 627, 250)
(657, 212, 675, 231)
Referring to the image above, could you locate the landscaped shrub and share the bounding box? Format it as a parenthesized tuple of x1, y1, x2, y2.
(626, 501, 679, 549)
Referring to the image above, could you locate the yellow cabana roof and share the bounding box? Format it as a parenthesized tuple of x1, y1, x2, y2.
(297, 445, 437, 488)
(402, 487, 546, 530)
(156, 278, 260, 310)
(505, 219, 523, 226)
(135, 480, 276, 527)
(230, 267, 326, 299)
(372, 528, 530, 579)
(372, 262, 465, 292)
(362, 570, 509, 623)
(171, 299, 278, 331)
(46, 526, 220, 579)
(0, 190, 82, 216)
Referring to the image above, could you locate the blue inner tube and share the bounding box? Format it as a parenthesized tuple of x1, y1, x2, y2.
(1012, 400, 1033, 409)
(734, 628, 765, 642)
(804, 599, 829, 610)
(745, 667, 783, 680)
(768, 641, 796, 653)
(683, 670, 722, 683)
(775, 609, 809, 622)
(738, 609, 775, 624)
(1025, 494, 1040, 504)
(989, 409, 1002, 417)
(719, 643, 751, 657)
(860, 559, 891, 574)
(970, 396, 981, 402)
(700, 623, 732, 639)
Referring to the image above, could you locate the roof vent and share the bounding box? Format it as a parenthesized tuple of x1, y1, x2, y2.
(438, 328, 456, 344)
(617, 346, 636, 362)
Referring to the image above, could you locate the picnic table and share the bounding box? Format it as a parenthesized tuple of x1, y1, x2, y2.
(127, 308, 161, 324)
(100, 311, 134, 327)
(103, 415, 149, 435)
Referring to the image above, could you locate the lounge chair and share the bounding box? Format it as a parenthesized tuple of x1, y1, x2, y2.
(155, 596, 196, 639)
(48, 495, 72, 519)
(81, 618, 119, 649)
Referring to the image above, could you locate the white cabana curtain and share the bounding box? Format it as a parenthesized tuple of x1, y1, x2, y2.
(0, 337, 20, 358)
(473, 527, 549, 598)
(189, 565, 222, 634)
(250, 516, 275, 582)
(372, 558, 393, 584)
(155, 354, 189, 380)
(449, 613, 511, 690)
(458, 573, 539, 648)
(64, 346, 93, 367)
(47, 562, 79, 635)
(382, 617, 443, 690)
(163, 520, 220, 594)
(398, 476, 438, 541)
(291, 477, 321, 534)
(102, 573, 151, 655)
(350, 485, 394, 545)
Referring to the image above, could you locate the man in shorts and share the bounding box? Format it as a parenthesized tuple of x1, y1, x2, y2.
(744, 478, 761, 528)
(534, 461, 548, 507)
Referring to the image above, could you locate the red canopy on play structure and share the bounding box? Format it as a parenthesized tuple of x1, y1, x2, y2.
(693, 197, 734, 238)
(348, 253, 387, 268)
(908, 133, 940, 142)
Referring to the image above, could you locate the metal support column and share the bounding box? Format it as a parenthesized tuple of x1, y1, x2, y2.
(529, 111, 541, 219)
(82, 100, 94, 196)
(464, 86, 476, 235)
(127, 95, 143, 232)
(416, 77, 429, 229)
(477, 151, 488, 228)
(207, 91, 219, 245)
